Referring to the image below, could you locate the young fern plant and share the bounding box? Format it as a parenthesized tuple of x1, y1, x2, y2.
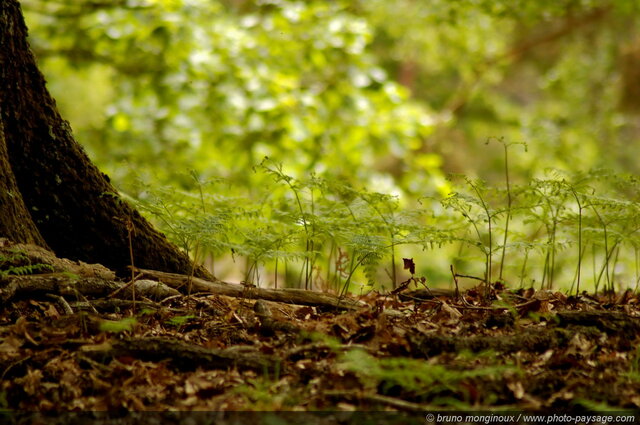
(256, 159, 417, 292)
(486, 137, 527, 281)
(526, 178, 570, 290)
(356, 192, 398, 287)
(566, 183, 588, 296)
(583, 192, 639, 294)
(234, 226, 302, 287)
(130, 177, 241, 275)
(559, 170, 609, 295)
(338, 233, 388, 297)
(330, 180, 420, 289)
(257, 157, 319, 289)
(441, 176, 503, 296)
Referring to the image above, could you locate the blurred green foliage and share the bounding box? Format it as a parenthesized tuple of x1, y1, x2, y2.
(25, 0, 441, 195)
(21, 0, 640, 292)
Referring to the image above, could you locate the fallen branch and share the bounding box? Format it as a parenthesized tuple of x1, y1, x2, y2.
(0, 273, 179, 303)
(398, 287, 456, 301)
(135, 268, 363, 310)
(1, 273, 122, 302)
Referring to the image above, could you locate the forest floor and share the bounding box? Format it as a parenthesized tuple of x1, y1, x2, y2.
(1, 241, 640, 423)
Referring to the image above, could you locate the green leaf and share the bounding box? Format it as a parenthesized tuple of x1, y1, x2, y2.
(99, 318, 137, 333)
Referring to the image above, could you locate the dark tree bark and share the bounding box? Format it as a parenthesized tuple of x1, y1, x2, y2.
(0, 0, 209, 278)
(0, 115, 48, 247)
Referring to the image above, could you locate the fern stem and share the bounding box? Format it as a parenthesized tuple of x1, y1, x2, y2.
(610, 245, 620, 295)
(634, 246, 639, 293)
(568, 186, 583, 295)
(326, 242, 335, 292)
(499, 142, 512, 281)
(590, 205, 610, 292)
(519, 249, 529, 288)
(468, 179, 492, 288)
(274, 257, 278, 289)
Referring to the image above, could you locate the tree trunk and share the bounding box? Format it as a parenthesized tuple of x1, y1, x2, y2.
(0, 0, 209, 278)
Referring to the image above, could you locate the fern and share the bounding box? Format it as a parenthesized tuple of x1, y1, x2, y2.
(340, 349, 515, 404)
(0, 263, 53, 277)
(127, 153, 640, 295)
(0, 251, 54, 277)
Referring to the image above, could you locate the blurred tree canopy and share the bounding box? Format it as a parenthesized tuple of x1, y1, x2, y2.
(23, 0, 640, 193)
(23, 0, 440, 196)
(359, 0, 640, 180)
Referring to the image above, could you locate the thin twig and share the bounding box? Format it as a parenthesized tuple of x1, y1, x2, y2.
(107, 272, 143, 298)
(324, 390, 432, 412)
(46, 294, 73, 314)
(451, 297, 545, 311)
(455, 273, 485, 282)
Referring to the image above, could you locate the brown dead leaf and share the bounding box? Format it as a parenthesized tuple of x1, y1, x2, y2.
(43, 303, 60, 319)
(440, 301, 462, 319)
(402, 258, 416, 275)
(507, 380, 525, 399)
(0, 335, 22, 352)
(15, 368, 43, 396)
(566, 332, 593, 356)
(553, 291, 568, 303)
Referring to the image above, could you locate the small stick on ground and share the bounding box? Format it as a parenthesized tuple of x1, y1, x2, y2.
(46, 294, 73, 314)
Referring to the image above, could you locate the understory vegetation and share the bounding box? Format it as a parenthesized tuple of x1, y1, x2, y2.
(130, 156, 640, 297)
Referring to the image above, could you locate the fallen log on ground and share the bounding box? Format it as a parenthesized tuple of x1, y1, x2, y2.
(135, 268, 364, 310)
